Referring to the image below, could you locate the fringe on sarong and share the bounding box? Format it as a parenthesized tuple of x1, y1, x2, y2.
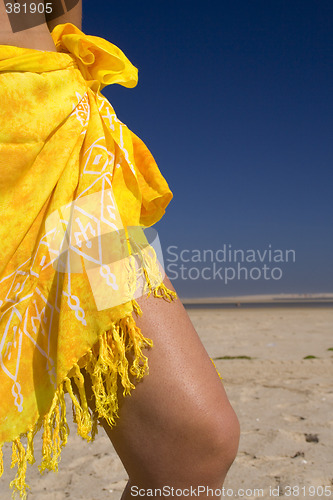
(0, 282, 177, 499)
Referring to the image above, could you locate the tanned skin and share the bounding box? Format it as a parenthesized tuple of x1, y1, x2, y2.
(0, 0, 82, 49)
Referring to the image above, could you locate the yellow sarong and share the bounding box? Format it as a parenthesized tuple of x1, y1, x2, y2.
(0, 23, 176, 498)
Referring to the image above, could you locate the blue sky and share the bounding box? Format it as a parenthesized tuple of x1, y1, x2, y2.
(83, 0, 332, 298)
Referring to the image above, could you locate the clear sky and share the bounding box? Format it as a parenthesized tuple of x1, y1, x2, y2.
(83, 0, 332, 298)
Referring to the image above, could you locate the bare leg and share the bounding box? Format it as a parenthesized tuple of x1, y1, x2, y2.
(84, 274, 240, 498)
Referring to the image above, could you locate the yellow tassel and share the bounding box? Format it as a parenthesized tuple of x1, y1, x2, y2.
(10, 438, 29, 500)
(58, 382, 70, 447)
(64, 364, 92, 441)
(84, 330, 122, 428)
(39, 382, 70, 475)
(132, 298, 143, 316)
(26, 429, 35, 466)
(39, 393, 57, 474)
(83, 311, 155, 428)
(211, 358, 223, 381)
(152, 281, 178, 301)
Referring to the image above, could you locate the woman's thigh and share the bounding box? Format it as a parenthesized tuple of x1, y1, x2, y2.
(86, 273, 239, 484)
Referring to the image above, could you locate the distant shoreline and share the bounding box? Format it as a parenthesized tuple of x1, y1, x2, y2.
(183, 302, 333, 309)
(181, 293, 333, 308)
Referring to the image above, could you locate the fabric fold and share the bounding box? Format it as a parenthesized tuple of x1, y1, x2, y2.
(51, 22, 138, 90)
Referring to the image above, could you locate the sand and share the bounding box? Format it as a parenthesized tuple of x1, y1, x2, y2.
(0, 306, 332, 499)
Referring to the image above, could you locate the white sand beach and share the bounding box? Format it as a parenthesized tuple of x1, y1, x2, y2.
(0, 306, 332, 499)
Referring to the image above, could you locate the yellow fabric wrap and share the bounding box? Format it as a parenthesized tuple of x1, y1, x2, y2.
(0, 23, 176, 498)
